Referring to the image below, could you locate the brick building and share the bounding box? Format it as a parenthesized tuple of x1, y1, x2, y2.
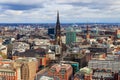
(48, 64, 73, 80)
(0, 59, 17, 80)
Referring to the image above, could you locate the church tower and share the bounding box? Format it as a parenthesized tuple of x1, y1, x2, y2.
(55, 11, 62, 46)
(86, 25, 90, 39)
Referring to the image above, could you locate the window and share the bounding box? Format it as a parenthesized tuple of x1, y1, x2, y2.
(21, 63, 29, 80)
(60, 68, 66, 74)
(50, 68, 56, 73)
(62, 75, 64, 79)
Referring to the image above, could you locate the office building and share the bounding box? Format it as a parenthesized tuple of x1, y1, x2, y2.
(66, 27, 76, 45)
(48, 28, 55, 35)
(48, 28, 55, 39)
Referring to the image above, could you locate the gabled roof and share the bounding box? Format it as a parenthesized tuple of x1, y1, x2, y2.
(13, 48, 47, 57)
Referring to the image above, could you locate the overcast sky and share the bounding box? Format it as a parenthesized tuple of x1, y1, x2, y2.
(0, 0, 120, 23)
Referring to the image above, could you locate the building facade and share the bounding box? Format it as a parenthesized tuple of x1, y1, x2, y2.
(0, 59, 17, 80)
(88, 59, 120, 73)
(48, 28, 55, 39)
(66, 27, 76, 45)
(13, 58, 38, 80)
(48, 64, 73, 80)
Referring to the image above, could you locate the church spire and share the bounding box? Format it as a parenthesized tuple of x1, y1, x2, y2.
(55, 11, 62, 46)
(57, 11, 60, 24)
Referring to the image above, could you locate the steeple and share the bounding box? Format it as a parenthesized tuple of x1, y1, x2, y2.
(87, 25, 89, 35)
(86, 24, 90, 39)
(56, 11, 60, 31)
(55, 11, 62, 46)
(57, 11, 60, 24)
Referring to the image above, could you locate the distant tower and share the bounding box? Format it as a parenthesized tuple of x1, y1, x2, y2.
(86, 25, 90, 39)
(96, 26, 98, 35)
(55, 11, 62, 46)
(87, 25, 89, 35)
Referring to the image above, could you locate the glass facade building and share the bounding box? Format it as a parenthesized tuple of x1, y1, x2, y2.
(66, 27, 76, 45)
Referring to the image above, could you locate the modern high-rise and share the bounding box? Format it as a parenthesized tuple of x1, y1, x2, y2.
(55, 11, 62, 46)
(48, 28, 55, 39)
(48, 28, 55, 35)
(66, 27, 76, 45)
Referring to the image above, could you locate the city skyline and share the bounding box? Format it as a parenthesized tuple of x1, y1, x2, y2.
(0, 0, 120, 23)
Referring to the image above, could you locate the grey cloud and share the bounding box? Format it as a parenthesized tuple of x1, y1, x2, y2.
(0, 0, 119, 23)
(0, 3, 44, 10)
(60, 1, 112, 10)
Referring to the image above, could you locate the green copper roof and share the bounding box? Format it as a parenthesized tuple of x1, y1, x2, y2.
(80, 67, 92, 74)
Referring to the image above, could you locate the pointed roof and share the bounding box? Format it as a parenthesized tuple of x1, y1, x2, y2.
(57, 11, 60, 24)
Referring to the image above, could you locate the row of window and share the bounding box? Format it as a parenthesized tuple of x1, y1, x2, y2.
(0, 72, 15, 76)
(50, 68, 66, 74)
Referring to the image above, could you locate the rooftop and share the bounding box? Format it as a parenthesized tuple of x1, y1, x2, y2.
(39, 76, 54, 80)
(13, 48, 47, 57)
(93, 72, 113, 79)
(51, 64, 72, 72)
(80, 67, 93, 75)
(15, 57, 37, 63)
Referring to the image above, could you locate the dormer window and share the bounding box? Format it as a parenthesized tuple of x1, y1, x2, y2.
(50, 68, 56, 73)
(60, 68, 66, 74)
